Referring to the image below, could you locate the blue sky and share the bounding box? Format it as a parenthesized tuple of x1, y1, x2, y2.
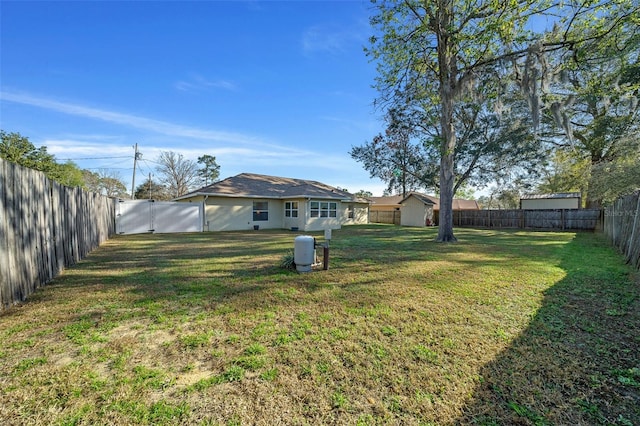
(1, 0, 391, 195)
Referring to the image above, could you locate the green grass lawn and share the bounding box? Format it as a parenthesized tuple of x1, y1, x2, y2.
(1, 225, 638, 425)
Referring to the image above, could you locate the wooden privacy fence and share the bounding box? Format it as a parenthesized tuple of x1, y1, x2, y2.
(604, 191, 640, 270)
(454, 209, 603, 231)
(0, 159, 116, 309)
(369, 210, 401, 225)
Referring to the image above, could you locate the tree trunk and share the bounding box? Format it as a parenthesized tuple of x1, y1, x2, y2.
(586, 199, 602, 209)
(437, 119, 458, 242)
(586, 161, 603, 209)
(435, 1, 457, 243)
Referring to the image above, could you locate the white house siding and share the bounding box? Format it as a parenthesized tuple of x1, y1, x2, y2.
(202, 197, 285, 231)
(342, 202, 369, 226)
(521, 198, 580, 210)
(304, 199, 342, 231)
(283, 198, 305, 230)
(178, 196, 368, 231)
(400, 196, 433, 227)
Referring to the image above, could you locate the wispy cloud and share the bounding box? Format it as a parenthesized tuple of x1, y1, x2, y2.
(43, 138, 137, 160)
(0, 90, 263, 147)
(302, 25, 348, 55)
(319, 115, 378, 133)
(41, 137, 356, 176)
(175, 74, 237, 93)
(301, 19, 367, 56)
(0, 90, 363, 183)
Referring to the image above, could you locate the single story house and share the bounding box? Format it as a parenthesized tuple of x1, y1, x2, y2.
(175, 173, 369, 232)
(368, 192, 480, 227)
(520, 192, 581, 210)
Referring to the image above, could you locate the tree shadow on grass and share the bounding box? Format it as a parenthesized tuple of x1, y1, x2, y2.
(457, 232, 640, 425)
(0, 232, 295, 313)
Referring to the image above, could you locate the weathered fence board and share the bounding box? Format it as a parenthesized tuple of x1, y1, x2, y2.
(369, 210, 401, 225)
(0, 159, 116, 309)
(455, 209, 602, 231)
(604, 191, 640, 270)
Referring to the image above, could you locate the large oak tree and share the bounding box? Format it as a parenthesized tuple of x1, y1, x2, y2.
(366, 0, 638, 241)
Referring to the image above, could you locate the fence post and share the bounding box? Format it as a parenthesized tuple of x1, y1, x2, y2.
(627, 193, 640, 266)
(604, 191, 640, 270)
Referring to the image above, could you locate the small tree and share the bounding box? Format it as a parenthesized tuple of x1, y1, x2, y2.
(48, 161, 85, 187)
(155, 151, 199, 198)
(99, 176, 128, 198)
(585, 136, 640, 205)
(478, 187, 522, 210)
(536, 149, 590, 198)
(134, 178, 171, 200)
(1, 130, 84, 187)
(197, 154, 220, 187)
(1, 130, 57, 172)
(82, 169, 128, 197)
(351, 109, 436, 197)
(354, 190, 374, 198)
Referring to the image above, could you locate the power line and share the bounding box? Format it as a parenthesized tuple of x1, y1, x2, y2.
(138, 159, 157, 174)
(84, 167, 132, 170)
(91, 157, 132, 167)
(57, 156, 131, 161)
(140, 158, 163, 166)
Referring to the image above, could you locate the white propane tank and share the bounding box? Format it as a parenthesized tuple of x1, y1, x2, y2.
(294, 235, 315, 273)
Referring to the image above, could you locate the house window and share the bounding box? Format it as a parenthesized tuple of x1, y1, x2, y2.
(285, 201, 298, 218)
(310, 201, 319, 217)
(253, 201, 268, 221)
(348, 203, 354, 219)
(310, 201, 337, 218)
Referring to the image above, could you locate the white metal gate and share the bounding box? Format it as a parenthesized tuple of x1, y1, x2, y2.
(115, 200, 204, 234)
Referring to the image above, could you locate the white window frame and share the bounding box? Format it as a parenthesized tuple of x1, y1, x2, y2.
(285, 201, 299, 218)
(253, 201, 269, 221)
(310, 201, 337, 218)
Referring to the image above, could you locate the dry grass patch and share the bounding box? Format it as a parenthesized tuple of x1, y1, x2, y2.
(1, 225, 638, 425)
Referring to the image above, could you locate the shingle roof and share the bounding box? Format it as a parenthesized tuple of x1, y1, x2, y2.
(450, 198, 480, 210)
(176, 173, 366, 202)
(368, 192, 479, 210)
(368, 195, 405, 206)
(401, 193, 437, 206)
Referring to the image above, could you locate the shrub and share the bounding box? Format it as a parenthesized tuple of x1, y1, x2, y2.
(279, 251, 296, 270)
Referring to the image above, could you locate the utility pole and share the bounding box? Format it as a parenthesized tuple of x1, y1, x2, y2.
(131, 143, 141, 199)
(148, 173, 152, 199)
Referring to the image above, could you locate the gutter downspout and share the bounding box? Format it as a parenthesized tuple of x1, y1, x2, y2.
(204, 195, 209, 231)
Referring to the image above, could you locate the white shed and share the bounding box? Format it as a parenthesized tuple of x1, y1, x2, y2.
(520, 192, 581, 210)
(400, 194, 436, 227)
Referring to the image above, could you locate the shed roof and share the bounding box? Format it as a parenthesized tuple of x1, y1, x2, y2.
(368, 195, 405, 206)
(400, 193, 436, 205)
(176, 173, 367, 202)
(368, 192, 479, 210)
(521, 192, 581, 200)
